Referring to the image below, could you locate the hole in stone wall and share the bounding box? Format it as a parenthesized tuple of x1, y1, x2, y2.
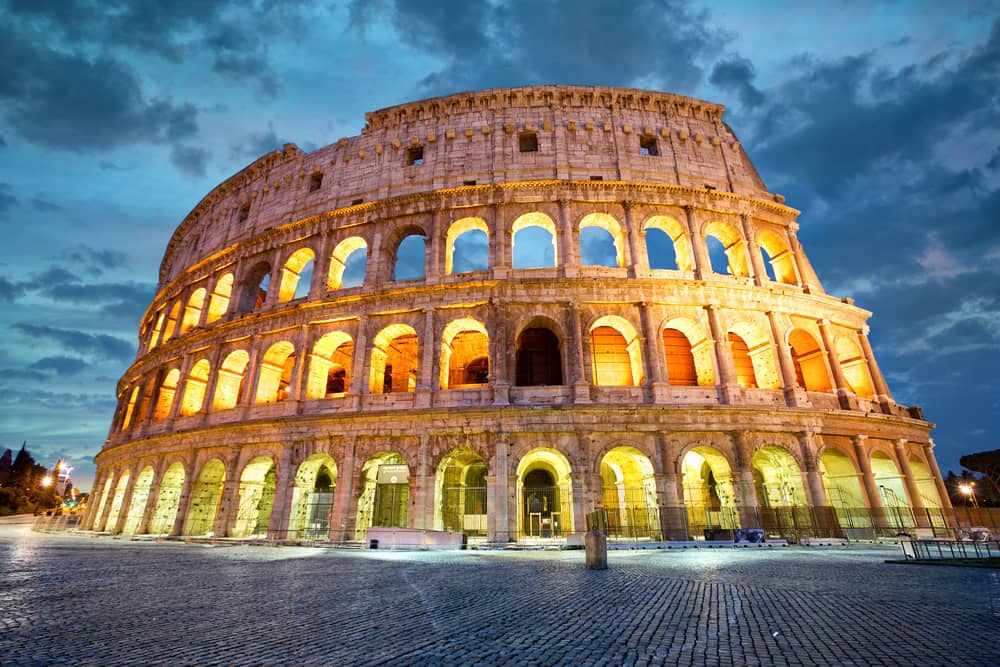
(518, 132, 538, 152)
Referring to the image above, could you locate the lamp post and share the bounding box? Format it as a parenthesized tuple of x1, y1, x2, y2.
(958, 482, 978, 508)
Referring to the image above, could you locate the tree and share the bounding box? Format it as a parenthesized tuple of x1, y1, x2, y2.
(960, 449, 1000, 496)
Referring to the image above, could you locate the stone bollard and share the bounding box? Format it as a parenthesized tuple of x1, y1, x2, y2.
(585, 530, 607, 570)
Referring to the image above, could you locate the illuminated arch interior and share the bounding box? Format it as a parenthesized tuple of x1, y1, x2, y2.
(306, 331, 354, 398)
(579, 213, 624, 267)
(180, 359, 211, 416)
(752, 445, 807, 507)
(446, 217, 489, 275)
(231, 456, 277, 538)
(328, 236, 367, 290)
(289, 453, 338, 538)
(184, 459, 226, 535)
(836, 336, 875, 399)
(788, 328, 832, 392)
(254, 341, 295, 403)
(205, 272, 233, 324)
(355, 452, 409, 539)
(180, 287, 206, 334)
(149, 461, 185, 534)
(122, 466, 155, 534)
(517, 448, 573, 539)
(757, 230, 797, 284)
(434, 448, 488, 536)
(589, 315, 642, 387)
(153, 368, 181, 420)
(645, 215, 694, 271)
(278, 247, 316, 302)
(704, 220, 749, 277)
(212, 349, 250, 410)
(440, 318, 489, 389)
(370, 324, 418, 394)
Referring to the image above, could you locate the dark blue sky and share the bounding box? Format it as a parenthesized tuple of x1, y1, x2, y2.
(0, 0, 997, 490)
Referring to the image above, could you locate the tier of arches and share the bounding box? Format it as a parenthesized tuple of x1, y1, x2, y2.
(85, 434, 948, 542)
(141, 205, 813, 355)
(114, 307, 885, 436)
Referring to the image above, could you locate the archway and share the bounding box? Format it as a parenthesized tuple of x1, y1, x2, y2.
(184, 459, 226, 536)
(788, 329, 832, 392)
(589, 316, 642, 387)
(237, 261, 272, 313)
(180, 359, 211, 416)
(231, 456, 277, 538)
(306, 332, 354, 398)
(180, 288, 206, 334)
(644, 215, 693, 271)
(512, 212, 557, 268)
(394, 233, 426, 281)
(515, 325, 562, 386)
(328, 237, 368, 290)
(254, 341, 295, 403)
(102, 471, 131, 533)
(681, 447, 738, 536)
(871, 450, 912, 529)
(369, 324, 418, 394)
(751, 446, 807, 508)
(91, 476, 114, 531)
(909, 453, 946, 530)
(757, 230, 797, 285)
(205, 272, 233, 323)
(153, 369, 180, 420)
(516, 448, 572, 539)
(277, 247, 315, 302)
(212, 349, 249, 410)
(122, 466, 155, 534)
(446, 218, 489, 274)
(579, 213, 623, 267)
(355, 453, 409, 539)
(440, 318, 489, 389)
(836, 336, 876, 399)
(288, 454, 338, 539)
(161, 300, 181, 344)
(148, 461, 185, 534)
(599, 447, 659, 540)
(434, 449, 488, 536)
(819, 448, 868, 529)
(704, 221, 749, 277)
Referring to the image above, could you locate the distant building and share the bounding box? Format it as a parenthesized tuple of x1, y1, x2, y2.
(84, 86, 951, 542)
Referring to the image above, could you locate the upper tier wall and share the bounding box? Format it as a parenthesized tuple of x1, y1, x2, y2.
(161, 86, 772, 286)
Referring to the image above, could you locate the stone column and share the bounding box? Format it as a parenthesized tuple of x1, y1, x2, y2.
(798, 432, 828, 507)
(488, 437, 511, 542)
(349, 316, 370, 401)
(686, 206, 712, 280)
(136, 458, 166, 535)
(731, 432, 761, 529)
(623, 201, 648, 277)
(766, 311, 806, 407)
(214, 453, 242, 536)
(416, 308, 436, 408)
(558, 199, 578, 276)
(81, 470, 107, 530)
(568, 303, 590, 403)
(198, 346, 226, 416)
(95, 471, 120, 532)
(741, 215, 768, 285)
(241, 337, 265, 407)
(894, 439, 929, 528)
(310, 230, 331, 296)
(491, 203, 508, 278)
(283, 325, 310, 404)
(411, 436, 435, 530)
(489, 298, 510, 405)
(267, 445, 297, 539)
(369, 229, 384, 288)
(818, 319, 858, 410)
(426, 209, 442, 284)
(705, 305, 739, 403)
(640, 302, 668, 399)
(925, 440, 954, 511)
(785, 224, 816, 292)
(852, 435, 886, 528)
(859, 326, 894, 413)
(169, 455, 196, 537)
(329, 440, 356, 541)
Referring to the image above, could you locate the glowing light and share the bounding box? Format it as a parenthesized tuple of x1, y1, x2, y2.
(40, 476, 53, 487)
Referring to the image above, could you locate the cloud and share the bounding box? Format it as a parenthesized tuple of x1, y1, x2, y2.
(351, 0, 730, 96)
(170, 144, 211, 176)
(10, 323, 134, 362)
(98, 161, 134, 172)
(229, 123, 288, 161)
(709, 55, 764, 109)
(0, 277, 27, 302)
(30, 197, 61, 212)
(58, 246, 130, 272)
(0, 182, 16, 217)
(28, 355, 89, 376)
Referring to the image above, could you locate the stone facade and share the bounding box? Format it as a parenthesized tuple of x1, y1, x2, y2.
(84, 86, 952, 543)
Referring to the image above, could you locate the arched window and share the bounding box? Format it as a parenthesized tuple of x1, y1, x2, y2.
(205, 273, 233, 324)
(394, 234, 426, 281)
(237, 262, 272, 313)
(787, 329, 832, 392)
(328, 237, 367, 290)
(180, 359, 211, 416)
(306, 332, 354, 398)
(370, 325, 419, 393)
(212, 350, 250, 410)
(757, 230, 797, 285)
(661, 318, 715, 386)
(645, 216, 694, 271)
(446, 218, 489, 274)
(440, 318, 490, 389)
(153, 369, 181, 420)
(278, 247, 316, 302)
(161, 300, 181, 344)
(728, 332, 758, 388)
(836, 336, 875, 398)
(121, 386, 140, 430)
(662, 329, 697, 386)
(515, 326, 562, 386)
(255, 341, 295, 403)
(180, 288, 206, 335)
(589, 316, 642, 387)
(704, 221, 749, 277)
(579, 213, 624, 267)
(512, 212, 557, 268)
(147, 310, 165, 351)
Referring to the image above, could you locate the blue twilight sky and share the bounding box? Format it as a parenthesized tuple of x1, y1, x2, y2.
(0, 1, 997, 491)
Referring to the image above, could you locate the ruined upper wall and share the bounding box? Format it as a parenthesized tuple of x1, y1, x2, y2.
(160, 86, 773, 286)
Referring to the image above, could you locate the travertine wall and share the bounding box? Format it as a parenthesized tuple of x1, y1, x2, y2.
(85, 86, 950, 543)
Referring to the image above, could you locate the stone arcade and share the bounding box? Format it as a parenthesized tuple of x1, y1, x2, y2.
(82, 86, 953, 544)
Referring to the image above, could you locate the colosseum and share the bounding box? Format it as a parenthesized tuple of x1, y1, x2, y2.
(82, 85, 954, 546)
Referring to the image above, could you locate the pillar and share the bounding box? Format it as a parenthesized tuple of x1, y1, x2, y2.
(732, 432, 761, 528)
(568, 303, 590, 403)
(267, 445, 297, 539)
(214, 453, 242, 536)
(350, 316, 370, 399)
(925, 440, 954, 511)
(426, 209, 442, 284)
(110, 467, 138, 535)
(785, 224, 818, 293)
(623, 201, 648, 277)
(640, 301, 668, 396)
(136, 459, 166, 535)
(416, 308, 436, 408)
(818, 319, 858, 410)
(490, 204, 508, 278)
(766, 311, 806, 407)
(558, 199, 578, 276)
(488, 437, 511, 542)
(686, 206, 712, 280)
(741, 215, 768, 286)
(705, 305, 739, 403)
(852, 435, 886, 528)
(859, 326, 894, 413)
(329, 440, 356, 541)
(894, 439, 929, 528)
(169, 457, 195, 537)
(797, 432, 828, 507)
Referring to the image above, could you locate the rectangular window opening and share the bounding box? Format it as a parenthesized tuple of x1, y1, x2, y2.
(639, 136, 659, 156)
(590, 175, 603, 181)
(463, 180, 477, 186)
(407, 146, 424, 166)
(519, 131, 539, 153)
(309, 172, 324, 192)
(238, 203, 250, 222)
(351, 198, 364, 206)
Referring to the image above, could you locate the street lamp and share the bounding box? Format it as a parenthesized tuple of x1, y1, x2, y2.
(958, 482, 978, 508)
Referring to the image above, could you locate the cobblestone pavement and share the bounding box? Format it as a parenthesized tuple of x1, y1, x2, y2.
(1, 523, 998, 666)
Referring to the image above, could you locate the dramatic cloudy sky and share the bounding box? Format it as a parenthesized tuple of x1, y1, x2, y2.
(0, 0, 997, 491)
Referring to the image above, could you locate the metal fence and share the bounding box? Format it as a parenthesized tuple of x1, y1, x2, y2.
(32, 513, 82, 533)
(902, 539, 1000, 561)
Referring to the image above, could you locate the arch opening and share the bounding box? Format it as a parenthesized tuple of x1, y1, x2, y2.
(819, 448, 868, 529)
(645, 216, 694, 271)
(434, 449, 488, 536)
(205, 273, 233, 324)
(306, 332, 354, 398)
(512, 212, 557, 268)
(288, 454, 338, 539)
(600, 446, 659, 540)
(184, 459, 226, 536)
(836, 336, 875, 399)
(122, 466, 155, 534)
(394, 234, 426, 281)
(682, 447, 738, 536)
(355, 453, 409, 539)
(180, 288, 206, 334)
(370, 325, 418, 394)
(102, 471, 131, 532)
(589, 316, 642, 387)
(149, 461, 185, 534)
(254, 341, 295, 403)
(153, 369, 181, 421)
(212, 350, 249, 410)
(237, 261, 272, 313)
(704, 221, 749, 277)
(180, 359, 211, 416)
(440, 318, 489, 389)
(278, 247, 316, 302)
(517, 448, 572, 539)
(446, 218, 489, 275)
(328, 237, 368, 290)
(758, 230, 797, 285)
(788, 329, 832, 392)
(515, 326, 562, 386)
(871, 450, 912, 529)
(231, 456, 277, 538)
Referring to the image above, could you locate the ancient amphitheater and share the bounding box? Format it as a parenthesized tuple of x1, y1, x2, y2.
(82, 86, 953, 544)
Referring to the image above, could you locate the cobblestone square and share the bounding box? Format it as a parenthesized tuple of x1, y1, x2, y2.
(1, 523, 997, 666)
